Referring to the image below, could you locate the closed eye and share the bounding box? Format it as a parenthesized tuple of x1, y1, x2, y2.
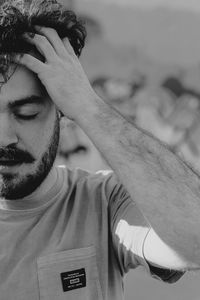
(13, 103, 41, 121)
(15, 113, 39, 120)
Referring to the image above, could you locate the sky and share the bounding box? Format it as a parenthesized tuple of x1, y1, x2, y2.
(81, 0, 200, 12)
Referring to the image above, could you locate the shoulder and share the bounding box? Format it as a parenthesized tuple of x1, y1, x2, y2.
(60, 165, 114, 185)
(56, 165, 121, 200)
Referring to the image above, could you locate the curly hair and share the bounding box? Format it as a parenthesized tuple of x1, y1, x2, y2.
(0, 0, 87, 81)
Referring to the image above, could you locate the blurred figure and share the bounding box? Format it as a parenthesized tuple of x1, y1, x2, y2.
(57, 118, 109, 172)
(128, 87, 184, 147)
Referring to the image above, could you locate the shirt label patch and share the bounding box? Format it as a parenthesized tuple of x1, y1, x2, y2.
(60, 268, 86, 292)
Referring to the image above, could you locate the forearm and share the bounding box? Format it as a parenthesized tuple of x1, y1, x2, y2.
(76, 95, 200, 267)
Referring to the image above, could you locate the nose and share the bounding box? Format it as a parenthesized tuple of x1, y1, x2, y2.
(0, 113, 18, 147)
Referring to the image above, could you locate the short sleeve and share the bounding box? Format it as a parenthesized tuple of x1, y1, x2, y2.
(104, 172, 185, 283)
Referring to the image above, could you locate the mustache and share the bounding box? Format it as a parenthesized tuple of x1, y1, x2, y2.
(0, 147, 35, 163)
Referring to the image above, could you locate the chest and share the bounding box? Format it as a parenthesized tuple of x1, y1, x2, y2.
(0, 208, 111, 300)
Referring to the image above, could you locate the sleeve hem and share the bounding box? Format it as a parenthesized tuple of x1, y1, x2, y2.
(141, 230, 186, 283)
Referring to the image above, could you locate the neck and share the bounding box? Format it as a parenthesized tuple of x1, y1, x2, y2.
(24, 163, 58, 201)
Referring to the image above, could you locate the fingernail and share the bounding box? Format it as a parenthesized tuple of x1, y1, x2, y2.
(13, 54, 23, 62)
(22, 32, 34, 39)
(35, 25, 41, 31)
(14, 54, 20, 60)
(28, 32, 35, 38)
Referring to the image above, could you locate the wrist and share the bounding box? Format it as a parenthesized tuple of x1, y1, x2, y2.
(72, 92, 104, 126)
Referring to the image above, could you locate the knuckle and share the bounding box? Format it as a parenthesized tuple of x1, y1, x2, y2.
(35, 34, 47, 44)
(47, 27, 57, 34)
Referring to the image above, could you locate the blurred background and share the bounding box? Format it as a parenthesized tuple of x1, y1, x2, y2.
(56, 0, 200, 299)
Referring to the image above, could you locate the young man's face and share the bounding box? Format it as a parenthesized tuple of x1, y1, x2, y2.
(0, 65, 60, 200)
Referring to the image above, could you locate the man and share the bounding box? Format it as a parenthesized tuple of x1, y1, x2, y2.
(0, 0, 200, 299)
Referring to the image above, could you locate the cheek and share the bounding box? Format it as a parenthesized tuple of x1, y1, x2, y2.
(20, 127, 50, 157)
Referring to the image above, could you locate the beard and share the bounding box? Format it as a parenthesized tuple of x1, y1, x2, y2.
(0, 114, 60, 200)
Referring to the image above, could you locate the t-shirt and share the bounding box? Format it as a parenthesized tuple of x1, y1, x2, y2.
(0, 165, 184, 300)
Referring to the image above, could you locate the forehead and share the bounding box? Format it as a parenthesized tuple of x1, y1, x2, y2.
(0, 65, 46, 105)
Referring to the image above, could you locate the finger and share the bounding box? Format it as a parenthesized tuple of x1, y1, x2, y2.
(23, 33, 57, 61)
(62, 37, 76, 57)
(13, 53, 46, 74)
(35, 26, 67, 58)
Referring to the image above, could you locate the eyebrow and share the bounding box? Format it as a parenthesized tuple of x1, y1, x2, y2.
(8, 95, 46, 109)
